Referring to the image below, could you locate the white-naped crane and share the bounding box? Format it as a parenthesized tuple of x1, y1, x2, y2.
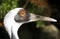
(3, 8, 57, 39)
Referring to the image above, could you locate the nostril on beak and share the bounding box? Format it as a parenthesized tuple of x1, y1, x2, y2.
(36, 15, 40, 18)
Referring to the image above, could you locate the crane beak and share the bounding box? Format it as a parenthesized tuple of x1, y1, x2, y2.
(29, 13, 57, 22)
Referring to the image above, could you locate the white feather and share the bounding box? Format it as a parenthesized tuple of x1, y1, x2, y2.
(4, 8, 23, 39)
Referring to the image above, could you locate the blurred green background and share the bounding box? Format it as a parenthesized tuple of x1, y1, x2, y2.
(0, 0, 19, 21)
(0, 0, 44, 21)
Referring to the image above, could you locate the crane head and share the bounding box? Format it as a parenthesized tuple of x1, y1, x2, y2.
(14, 8, 57, 23)
(3, 8, 57, 39)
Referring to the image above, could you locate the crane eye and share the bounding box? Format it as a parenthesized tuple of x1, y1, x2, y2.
(18, 9, 26, 17)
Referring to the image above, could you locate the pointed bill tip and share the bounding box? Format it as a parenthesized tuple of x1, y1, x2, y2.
(42, 17, 57, 22)
(50, 18, 57, 22)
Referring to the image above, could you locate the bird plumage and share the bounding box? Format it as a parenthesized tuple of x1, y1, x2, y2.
(4, 8, 23, 39)
(4, 8, 57, 39)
